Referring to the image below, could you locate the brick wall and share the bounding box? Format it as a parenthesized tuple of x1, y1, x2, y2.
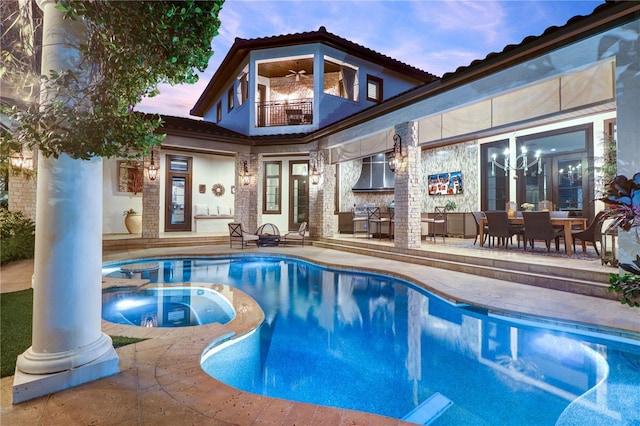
(8, 169, 37, 222)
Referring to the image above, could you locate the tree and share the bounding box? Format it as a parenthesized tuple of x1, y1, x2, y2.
(1, 0, 224, 160)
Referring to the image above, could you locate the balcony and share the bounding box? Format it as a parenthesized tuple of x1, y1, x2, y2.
(256, 99, 313, 127)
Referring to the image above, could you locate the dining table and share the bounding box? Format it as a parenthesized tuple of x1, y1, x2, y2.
(479, 216, 588, 255)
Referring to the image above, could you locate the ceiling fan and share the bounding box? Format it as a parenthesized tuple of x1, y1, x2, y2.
(287, 62, 307, 82)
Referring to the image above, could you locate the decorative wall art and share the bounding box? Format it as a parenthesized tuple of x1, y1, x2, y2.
(199, 184, 206, 194)
(428, 171, 463, 195)
(117, 160, 143, 194)
(212, 183, 225, 197)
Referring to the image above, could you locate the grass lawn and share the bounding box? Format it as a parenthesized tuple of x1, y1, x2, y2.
(1, 289, 144, 377)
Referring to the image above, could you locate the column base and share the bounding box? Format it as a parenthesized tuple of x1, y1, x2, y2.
(12, 344, 119, 404)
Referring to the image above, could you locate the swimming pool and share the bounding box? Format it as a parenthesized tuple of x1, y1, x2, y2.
(103, 256, 640, 424)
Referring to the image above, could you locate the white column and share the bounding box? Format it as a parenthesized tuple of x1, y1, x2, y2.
(13, 0, 118, 404)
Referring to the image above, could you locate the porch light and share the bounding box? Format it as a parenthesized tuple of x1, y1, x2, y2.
(147, 151, 159, 181)
(241, 160, 251, 186)
(387, 134, 403, 173)
(310, 160, 320, 185)
(492, 146, 542, 176)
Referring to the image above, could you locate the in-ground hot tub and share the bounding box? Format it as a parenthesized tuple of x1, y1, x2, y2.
(102, 285, 236, 327)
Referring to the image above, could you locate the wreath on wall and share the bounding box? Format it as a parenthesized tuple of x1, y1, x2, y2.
(212, 183, 225, 197)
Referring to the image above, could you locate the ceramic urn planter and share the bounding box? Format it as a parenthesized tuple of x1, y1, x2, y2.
(124, 213, 142, 234)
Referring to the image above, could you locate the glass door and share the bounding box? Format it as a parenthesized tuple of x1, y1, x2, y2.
(165, 155, 192, 231)
(555, 154, 586, 217)
(481, 140, 510, 211)
(289, 161, 309, 231)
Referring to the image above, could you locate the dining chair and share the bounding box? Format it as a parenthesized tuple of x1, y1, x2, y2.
(228, 222, 259, 249)
(425, 206, 447, 242)
(471, 211, 488, 246)
(571, 210, 607, 255)
(522, 211, 565, 253)
(484, 210, 521, 248)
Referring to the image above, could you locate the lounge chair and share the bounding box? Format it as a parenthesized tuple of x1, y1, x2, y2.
(283, 222, 307, 246)
(228, 222, 259, 249)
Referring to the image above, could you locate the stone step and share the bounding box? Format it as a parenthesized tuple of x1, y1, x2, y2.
(313, 239, 613, 300)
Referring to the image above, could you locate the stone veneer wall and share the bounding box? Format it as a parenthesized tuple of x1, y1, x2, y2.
(309, 149, 335, 238)
(8, 173, 37, 222)
(420, 140, 479, 213)
(142, 147, 160, 238)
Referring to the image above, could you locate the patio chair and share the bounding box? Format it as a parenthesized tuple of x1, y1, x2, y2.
(368, 207, 391, 239)
(571, 210, 606, 256)
(228, 222, 259, 249)
(423, 206, 447, 243)
(283, 222, 307, 247)
(471, 211, 488, 246)
(484, 210, 521, 248)
(522, 211, 565, 253)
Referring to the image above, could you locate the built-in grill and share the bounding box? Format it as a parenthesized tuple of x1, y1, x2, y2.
(351, 202, 375, 237)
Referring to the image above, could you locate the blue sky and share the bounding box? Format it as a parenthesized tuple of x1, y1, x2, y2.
(136, 0, 605, 118)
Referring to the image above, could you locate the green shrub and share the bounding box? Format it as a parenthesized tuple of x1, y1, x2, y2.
(0, 209, 35, 265)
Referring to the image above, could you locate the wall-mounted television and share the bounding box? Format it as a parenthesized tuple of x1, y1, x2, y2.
(428, 171, 463, 195)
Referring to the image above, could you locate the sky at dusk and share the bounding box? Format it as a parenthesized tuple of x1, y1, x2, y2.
(135, 0, 605, 119)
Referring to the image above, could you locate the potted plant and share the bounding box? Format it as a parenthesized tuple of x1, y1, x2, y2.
(444, 201, 456, 212)
(599, 172, 640, 307)
(123, 208, 142, 234)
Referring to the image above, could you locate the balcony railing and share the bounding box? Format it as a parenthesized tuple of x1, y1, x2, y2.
(256, 99, 313, 127)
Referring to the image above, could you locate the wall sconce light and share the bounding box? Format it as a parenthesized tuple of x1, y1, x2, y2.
(241, 160, 251, 186)
(491, 146, 542, 176)
(147, 150, 159, 181)
(310, 160, 320, 185)
(9, 149, 34, 171)
(387, 134, 402, 173)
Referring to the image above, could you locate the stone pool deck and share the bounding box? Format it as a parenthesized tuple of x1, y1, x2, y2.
(2, 242, 638, 425)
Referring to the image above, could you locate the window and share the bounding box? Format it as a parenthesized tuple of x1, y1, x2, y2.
(367, 75, 383, 102)
(263, 161, 282, 214)
(227, 87, 234, 112)
(236, 70, 248, 106)
(323, 57, 359, 101)
(216, 101, 222, 122)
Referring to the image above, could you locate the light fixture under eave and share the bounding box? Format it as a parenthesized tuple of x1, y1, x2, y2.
(491, 146, 542, 176)
(310, 161, 320, 185)
(147, 151, 159, 181)
(387, 134, 402, 173)
(241, 160, 251, 186)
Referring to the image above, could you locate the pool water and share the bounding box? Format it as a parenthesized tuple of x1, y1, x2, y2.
(102, 286, 235, 327)
(103, 257, 640, 424)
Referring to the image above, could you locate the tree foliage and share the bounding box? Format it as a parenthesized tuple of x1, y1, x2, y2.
(1, 0, 224, 160)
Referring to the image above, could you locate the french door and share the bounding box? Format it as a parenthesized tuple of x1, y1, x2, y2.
(165, 155, 192, 232)
(289, 161, 309, 231)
